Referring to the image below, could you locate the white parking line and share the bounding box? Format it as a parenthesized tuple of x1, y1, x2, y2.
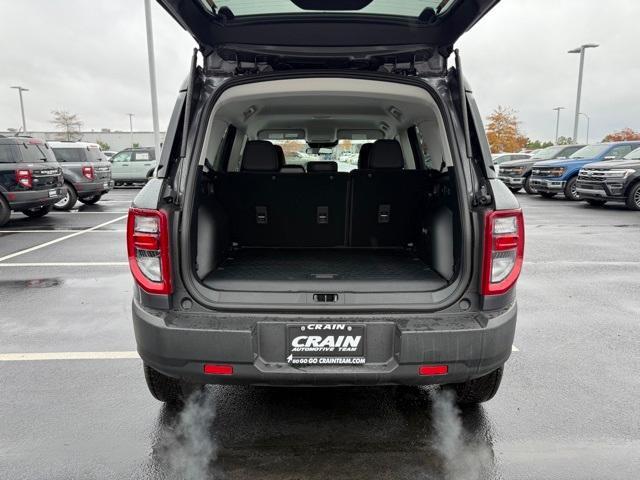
(0, 347, 521, 362)
(0, 351, 139, 361)
(0, 215, 127, 263)
(0, 262, 128, 267)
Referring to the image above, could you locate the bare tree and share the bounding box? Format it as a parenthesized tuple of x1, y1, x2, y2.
(51, 110, 83, 141)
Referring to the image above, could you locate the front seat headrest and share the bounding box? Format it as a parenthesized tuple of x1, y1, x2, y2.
(368, 140, 404, 170)
(280, 165, 306, 173)
(357, 143, 372, 169)
(241, 141, 282, 172)
(307, 161, 338, 173)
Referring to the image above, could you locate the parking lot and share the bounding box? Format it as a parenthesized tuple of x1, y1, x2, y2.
(0, 189, 639, 480)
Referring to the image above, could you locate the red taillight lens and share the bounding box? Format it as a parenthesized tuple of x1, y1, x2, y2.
(482, 209, 525, 296)
(15, 169, 32, 189)
(418, 365, 449, 376)
(203, 364, 234, 375)
(126, 208, 172, 295)
(82, 165, 94, 180)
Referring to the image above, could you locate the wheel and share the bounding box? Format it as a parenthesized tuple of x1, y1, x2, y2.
(563, 177, 580, 201)
(442, 367, 503, 406)
(53, 183, 78, 211)
(523, 176, 537, 195)
(22, 205, 52, 218)
(539, 192, 557, 199)
(0, 195, 10, 227)
(585, 199, 607, 207)
(79, 194, 102, 205)
(626, 183, 640, 211)
(143, 364, 203, 408)
(508, 187, 521, 194)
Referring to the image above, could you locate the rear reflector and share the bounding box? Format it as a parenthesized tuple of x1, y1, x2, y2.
(419, 365, 448, 376)
(203, 364, 234, 375)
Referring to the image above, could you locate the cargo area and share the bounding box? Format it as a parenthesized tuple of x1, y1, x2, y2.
(184, 78, 465, 303)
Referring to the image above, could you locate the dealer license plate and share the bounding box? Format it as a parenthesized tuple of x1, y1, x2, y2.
(286, 324, 365, 366)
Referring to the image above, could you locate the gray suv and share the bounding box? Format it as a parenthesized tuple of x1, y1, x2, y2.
(48, 141, 113, 210)
(128, 0, 523, 407)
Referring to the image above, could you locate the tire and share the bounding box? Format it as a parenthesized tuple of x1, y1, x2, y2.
(53, 183, 78, 211)
(539, 192, 557, 199)
(626, 183, 640, 211)
(79, 194, 102, 205)
(442, 367, 503, 406)
(563, 177, 580, 201)
(22, 205, 52, 219)
(0, 195, 10, 227)
(143, 364, 203, 408)
(523, 176, 537, 195)
(585, 199, 607, 207)
(508, 187, 521, 194)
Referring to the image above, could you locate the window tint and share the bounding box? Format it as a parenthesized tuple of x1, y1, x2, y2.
(52, 148, 86, 163)
(21, 144, 50, 163)
(0, 144, 20, 163)
(111, 151, 132, 163)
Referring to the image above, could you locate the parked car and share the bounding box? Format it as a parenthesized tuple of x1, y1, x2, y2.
(498, 144, 585, 194)
(48, 141, 114, 210)
(109, 147, 157, 185)
(530, 142, 640, 200)
(576, 146, 640, 210)
(491, 153, 531, 174)
(129, 0, 523, 408)
(0, 136, 64, 226)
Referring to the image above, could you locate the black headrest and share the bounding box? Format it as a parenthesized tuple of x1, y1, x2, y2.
(241, 141, 282, 172)
(274, 145, 286, 166)
(307, 161, 338, 173)
(368, 140, 404, 170)
(357, 143, 372, 169)
(280, 165, 306, 173)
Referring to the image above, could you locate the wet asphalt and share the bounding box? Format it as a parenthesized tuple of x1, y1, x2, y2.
(1, 188, 639, 480)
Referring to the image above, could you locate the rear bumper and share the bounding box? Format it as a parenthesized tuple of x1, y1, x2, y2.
(132, 298, 517, 386)
(8, 188, 64, 210)
(74, 179, 113, 196)
(530, 177, 565, 192)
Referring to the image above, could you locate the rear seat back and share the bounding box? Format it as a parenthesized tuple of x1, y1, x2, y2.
(350, 140, 428, 247)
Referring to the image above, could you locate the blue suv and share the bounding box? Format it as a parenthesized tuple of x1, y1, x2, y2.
(530, 142, 640, 200)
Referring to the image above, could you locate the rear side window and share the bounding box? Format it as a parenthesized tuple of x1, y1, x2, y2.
(52, 148, 86, 163)
(0, 144, 20, 163)
(21, 144, 50, 163)
(86, 148, 107, 162)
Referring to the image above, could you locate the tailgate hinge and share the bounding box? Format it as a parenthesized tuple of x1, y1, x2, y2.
(377, 51, 446, 77)
(205, 51, 274, 77)
(472, 182, 492, 207)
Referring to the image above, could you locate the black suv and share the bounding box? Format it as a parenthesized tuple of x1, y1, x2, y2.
(128, 0, 523, 407)
(0, 136, 64, 227)
(577, 146, 640, 210)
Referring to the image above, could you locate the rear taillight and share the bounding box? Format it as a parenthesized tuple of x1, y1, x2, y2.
(127, 208, 172, 295)
(482, 209, 525, 296)
(15, 169, 32, 189)
(82, 165, 94, 180)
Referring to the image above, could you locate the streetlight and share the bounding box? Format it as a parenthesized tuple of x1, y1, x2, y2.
(578, 112, 590, 144)
(144, 0, 162, 162)
(127, 113, 135, 147)
(568, 43, 599, 144)
(10, 86, 29, 134)
(553, 106, 565, 144)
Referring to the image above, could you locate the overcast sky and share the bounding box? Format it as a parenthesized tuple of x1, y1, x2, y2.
(1, 0, 639, 143)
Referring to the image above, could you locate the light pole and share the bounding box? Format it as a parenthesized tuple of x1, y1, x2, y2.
(578, 112, 590, 144)
(10, 86, 29, 134)
(127, 113, 135, 147)
(144, 0, 162, 162)
(553, 106, 565, 144)
(568, 43, 599, 144)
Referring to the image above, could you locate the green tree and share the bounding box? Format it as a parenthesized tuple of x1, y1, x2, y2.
(96, 140, 110, 151)
(525, 140, 554, 150)
(556, 136, 573, 145)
